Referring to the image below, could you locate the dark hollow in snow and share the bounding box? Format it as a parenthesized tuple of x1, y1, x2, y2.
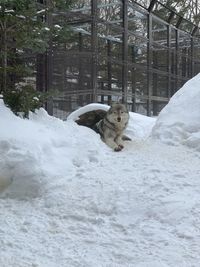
(75, 109, 107, 129)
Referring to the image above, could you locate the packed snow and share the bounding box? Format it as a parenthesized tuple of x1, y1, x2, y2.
(0, 74, 200, 267)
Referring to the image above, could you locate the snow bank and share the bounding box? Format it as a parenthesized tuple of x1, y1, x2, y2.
(152, 73, 200, 150)
(128, 112, 156, 139)
(0, 100, 105, 198)
(0, 100, 155, 198)
(0, 100, 156, 198)
(67, 103, 109, 120)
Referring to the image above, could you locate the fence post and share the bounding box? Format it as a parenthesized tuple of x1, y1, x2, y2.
(45, 0, 53, 115)
(91, 0, 98, 102)
(122, 0, 128, 104)
(147, 12, 153, 116)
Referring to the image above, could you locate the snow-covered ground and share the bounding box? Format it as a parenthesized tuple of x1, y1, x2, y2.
(0, 74, 200, 267)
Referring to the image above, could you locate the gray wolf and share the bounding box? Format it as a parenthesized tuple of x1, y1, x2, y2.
(93, 103, 129, 151)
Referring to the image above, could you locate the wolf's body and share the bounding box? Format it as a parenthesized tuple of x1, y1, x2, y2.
(93, 103, 129, 151)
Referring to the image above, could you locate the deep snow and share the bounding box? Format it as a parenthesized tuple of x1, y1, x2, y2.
(0, 74, 200, 267)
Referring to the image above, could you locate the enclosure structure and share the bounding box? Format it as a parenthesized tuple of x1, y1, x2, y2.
(39, 0, 200, 117)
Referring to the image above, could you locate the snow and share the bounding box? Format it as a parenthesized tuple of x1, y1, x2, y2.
(152, 73, 200, 150)
(67, 103, 109, 120)
(0, 74, 200, 267)
(44, 27, 50, 31)
(54, 24, 62, 29)
(4, 9, 14, 13)
(36, 9, 46, 15)
(16, 15, 26, 19)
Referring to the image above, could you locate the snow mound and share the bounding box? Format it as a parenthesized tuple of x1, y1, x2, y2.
(67, 103, 109, 121)
(128, 112, 156, 139)
(152, 73, 200, 150)
(0, 100, 105, 199)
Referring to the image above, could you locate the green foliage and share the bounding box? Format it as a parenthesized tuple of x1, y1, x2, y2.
(3, 85, 53, 118)
(0, 0, 73, 52)
(0, 0, 48, 52)
(51, 0, 73, 9)
(0, 0, 73, 92)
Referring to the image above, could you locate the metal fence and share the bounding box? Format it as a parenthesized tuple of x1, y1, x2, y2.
(38, 0, 200, 118)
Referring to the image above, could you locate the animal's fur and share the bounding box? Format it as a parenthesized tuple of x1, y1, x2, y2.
(93, 103, 129, 151)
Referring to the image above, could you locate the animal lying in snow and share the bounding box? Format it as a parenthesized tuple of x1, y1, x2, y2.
(93, 103, 130, 151)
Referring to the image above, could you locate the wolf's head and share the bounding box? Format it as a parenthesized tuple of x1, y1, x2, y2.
(107, 103, 129, 126)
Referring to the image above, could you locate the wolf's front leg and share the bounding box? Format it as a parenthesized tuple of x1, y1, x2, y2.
(104, 137, 122, 151)
(115, 135, 124, 149)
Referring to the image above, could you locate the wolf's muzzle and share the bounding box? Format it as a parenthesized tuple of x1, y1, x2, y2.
(117, 117, 121, 122)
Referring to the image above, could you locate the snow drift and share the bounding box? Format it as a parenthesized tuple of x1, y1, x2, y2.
(0, 100, 106, 197)
(152, 73, 200, 150)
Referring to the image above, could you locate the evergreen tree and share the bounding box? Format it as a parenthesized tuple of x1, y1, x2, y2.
(0, 0, 73, 116)
(0, 0, 72, 92)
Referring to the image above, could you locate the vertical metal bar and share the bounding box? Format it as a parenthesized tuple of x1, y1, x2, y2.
(107, 40, 112, 103)
(91, 0, 98, 102)
(36, 1, 47, 94)
(176, 17, 183, 90)
(167, 24, 171, 99)
(176, 29, 181, 91)
(45, 0, 53, 115)
(101, 82, 104, 103)
(190, 25, 197, 77)
(122, 0, 128, 103)
(36, 54, 45, 92)
(147, 12, 153, 116)
(152, 73, 158, 116)
(131, 46, 136, 112)
(78, 33, 83, 106)
(191, 36, 194, 77)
